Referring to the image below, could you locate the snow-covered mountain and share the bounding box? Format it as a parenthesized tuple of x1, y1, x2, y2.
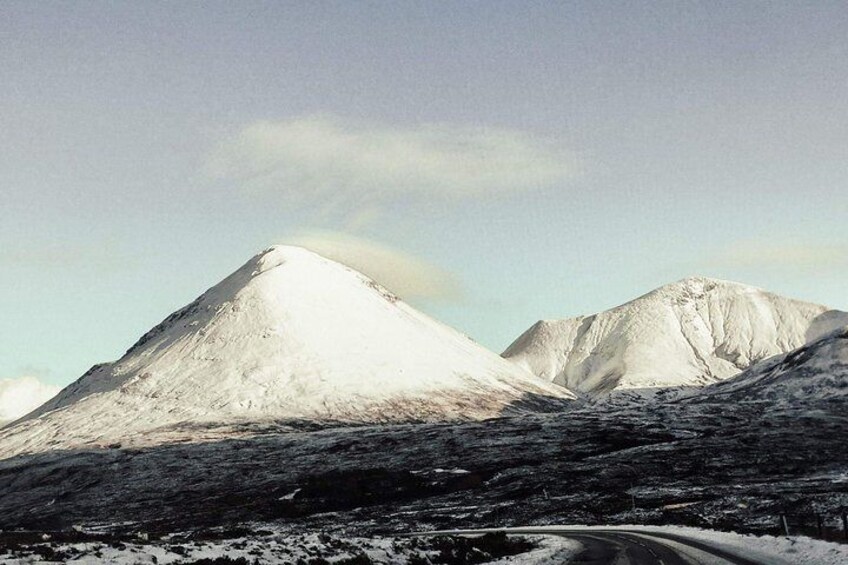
(0, 246, 572, 458)
(503, 277, 848, 398)
(693, 325, 848, 403)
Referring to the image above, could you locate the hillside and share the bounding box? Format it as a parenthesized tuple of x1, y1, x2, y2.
(0, 246, 572, 458)
(693, 325, 848, 403)
(503, 277, 848, 397)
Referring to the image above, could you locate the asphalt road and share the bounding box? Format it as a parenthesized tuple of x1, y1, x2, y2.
(553, 530, 763, 564)
(412, 527, 768, 564)
(570, 532, 690, 564)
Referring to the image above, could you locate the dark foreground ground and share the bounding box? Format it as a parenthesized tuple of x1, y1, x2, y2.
(1, 398, 847, 542)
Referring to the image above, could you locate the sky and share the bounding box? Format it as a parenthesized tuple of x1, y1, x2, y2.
(1, 1, 847, 393)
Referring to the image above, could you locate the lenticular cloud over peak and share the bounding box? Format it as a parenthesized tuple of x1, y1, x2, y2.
(207, 115, 577, 199)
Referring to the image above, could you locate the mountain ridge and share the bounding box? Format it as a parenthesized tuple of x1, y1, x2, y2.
(691, 324, 848, 403)
(503, 276, 848, 397)
(0, 245, 572, 459)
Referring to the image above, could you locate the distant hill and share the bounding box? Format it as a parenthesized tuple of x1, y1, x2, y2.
(503, 276, 848, 398)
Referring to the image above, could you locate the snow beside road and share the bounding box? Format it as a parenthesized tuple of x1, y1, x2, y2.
(0, 531, 580, 564)
(618, 525, 848, 565)
(488, 535, 581, 564)
(494, 525, 848, 565)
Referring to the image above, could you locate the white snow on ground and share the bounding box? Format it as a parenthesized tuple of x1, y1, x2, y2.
(2, 525, 843, 564)
(0, 531, 580, 564)
(607, 525, 848, 565)
(487, 535, 580, 564)
(503, 276, 848, 397)
(694, 325, 848, 402)
(0, 245, 572, 459)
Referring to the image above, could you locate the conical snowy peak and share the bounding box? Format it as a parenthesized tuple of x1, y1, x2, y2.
(1, 246, 573, 458)
(503, 277, 848, 398)
(693, 326, 848, 402)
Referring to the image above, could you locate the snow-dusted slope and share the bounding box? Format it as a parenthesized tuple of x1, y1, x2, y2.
(694, 326, 848, 403)
(503, 277, 848, 397)
(0, 246, 572, 458)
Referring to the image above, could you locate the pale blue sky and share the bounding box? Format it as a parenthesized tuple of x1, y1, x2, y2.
(2, 1, 847, 387)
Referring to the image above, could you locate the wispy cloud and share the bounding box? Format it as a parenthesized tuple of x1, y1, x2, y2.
(0, 376, 60, 424)
(0, 244, 87, 266)
(711, 240, 848, 270)
(285, 230, 462, 302)
(0, 242, 128, 271)
(207, 115, 577, 202)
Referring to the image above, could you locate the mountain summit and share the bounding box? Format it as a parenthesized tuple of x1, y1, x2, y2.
(503, 276, 848, 398)
(1, 246, 572, 457)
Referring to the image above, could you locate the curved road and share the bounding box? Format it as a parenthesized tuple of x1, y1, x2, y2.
(411, 527, 767, 564)
(566, 532, 692, 564)
(549, 530, 763, 564)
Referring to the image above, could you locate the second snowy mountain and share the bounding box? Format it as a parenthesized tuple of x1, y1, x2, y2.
(503, 276, 848, 398)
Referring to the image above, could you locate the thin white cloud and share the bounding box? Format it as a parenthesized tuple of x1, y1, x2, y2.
(715, 241, 848, 269)
(0, 244, 87, 266)
(0, 242, 128, 271)
(286, 230, 462, 302)
(0, 376, 60, 425)
(207, 115, 577, 200)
